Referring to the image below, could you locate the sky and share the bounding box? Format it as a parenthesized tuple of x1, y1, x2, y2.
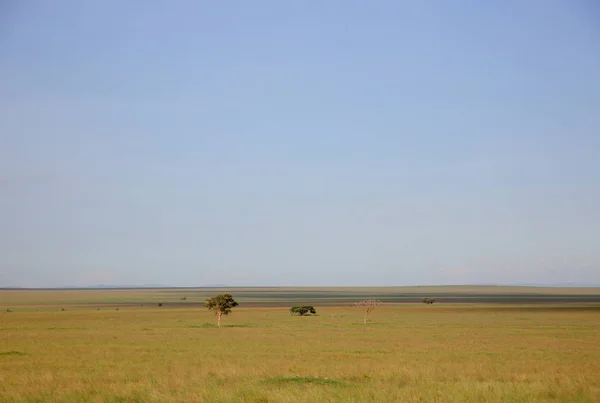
(1, 1, 599, 287)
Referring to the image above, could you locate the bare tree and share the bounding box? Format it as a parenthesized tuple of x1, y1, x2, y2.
(353, 298, 381, 324)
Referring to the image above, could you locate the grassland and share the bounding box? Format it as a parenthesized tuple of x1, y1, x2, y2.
(1, 287, 599, 402)
(3, 285, 600, 309)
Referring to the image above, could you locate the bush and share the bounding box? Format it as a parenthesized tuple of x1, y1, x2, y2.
(290, 305, 317, 316)
(158, 303, 163, 307)
(421, 297, 436, 304)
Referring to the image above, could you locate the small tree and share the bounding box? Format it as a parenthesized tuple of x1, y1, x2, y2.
(353, 298, 381, 324)
(289, 305, 317, 316)
(421, 297, 436, 305)
(204, 293, 239, 327)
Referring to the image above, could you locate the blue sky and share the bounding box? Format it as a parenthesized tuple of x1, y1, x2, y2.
(1, 1, 599, 287)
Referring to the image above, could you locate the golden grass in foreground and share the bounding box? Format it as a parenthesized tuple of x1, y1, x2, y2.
(1, 304, 599, 402)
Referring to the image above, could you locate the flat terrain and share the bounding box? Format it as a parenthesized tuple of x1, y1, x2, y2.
(1, 287, 599, 402)
(3, 285, 600, 309)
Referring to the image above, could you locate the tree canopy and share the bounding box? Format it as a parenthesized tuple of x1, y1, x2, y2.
(204, 293, 239, 327)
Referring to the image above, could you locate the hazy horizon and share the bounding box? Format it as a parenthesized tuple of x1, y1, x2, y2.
(3, 282, 600, 290)
(2, 2, 599, 288)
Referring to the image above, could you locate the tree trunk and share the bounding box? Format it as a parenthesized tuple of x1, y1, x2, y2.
(217, 312, 222, 328)
(363, 313, 368, 324)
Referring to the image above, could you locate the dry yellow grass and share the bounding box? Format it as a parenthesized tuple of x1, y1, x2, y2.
(1, 290, 599, 402)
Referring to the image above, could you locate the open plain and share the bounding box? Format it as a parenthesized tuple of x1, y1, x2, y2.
(1, 286, 599, 402)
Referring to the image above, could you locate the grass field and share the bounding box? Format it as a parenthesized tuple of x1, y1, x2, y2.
(1, 287, 599, 402)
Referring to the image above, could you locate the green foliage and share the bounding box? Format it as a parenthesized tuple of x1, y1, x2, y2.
(0, 351, 26, 356)
(421, 297, 436, 304)
(157, 303, 163, 307)
(204, 293, 239, 327)
(204, 293, 239, 315)
(289, 305, 317, 316)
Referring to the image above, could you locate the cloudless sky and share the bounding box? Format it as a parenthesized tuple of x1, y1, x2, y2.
(1, 1, 599, 287)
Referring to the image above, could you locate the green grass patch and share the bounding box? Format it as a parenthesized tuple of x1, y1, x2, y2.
(187, 323, 218, 328)
(0, 351, 26, 357)
(266, 376, 345, 387)
(186, 323, 251, 328)
(351, 348, 391, 355)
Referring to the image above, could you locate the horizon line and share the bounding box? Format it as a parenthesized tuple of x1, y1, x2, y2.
(2, 283, 600, 290)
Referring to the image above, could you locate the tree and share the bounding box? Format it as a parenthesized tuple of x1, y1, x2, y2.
(204, 293, 239, 327)
(421, 297, 436, 305)
(289, 305, 317, 316)
(353, 298, 381, 324)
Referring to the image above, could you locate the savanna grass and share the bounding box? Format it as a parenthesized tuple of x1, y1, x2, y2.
(0, 289, 599, 402)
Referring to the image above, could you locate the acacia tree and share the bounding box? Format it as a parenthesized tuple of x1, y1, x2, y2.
(353, 298, 381, 324)
(204, 293, 239, 327)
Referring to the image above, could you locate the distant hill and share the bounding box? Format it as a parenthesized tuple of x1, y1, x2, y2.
(61, 284, 169, 289)
(508, 283, 600, 288)
(59, 284, 230, 289)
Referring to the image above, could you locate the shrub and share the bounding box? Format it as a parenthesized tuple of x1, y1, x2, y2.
(290, 305, 317, 316)
(421, 297, 436, 304)
(158, 303, 163, 307)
